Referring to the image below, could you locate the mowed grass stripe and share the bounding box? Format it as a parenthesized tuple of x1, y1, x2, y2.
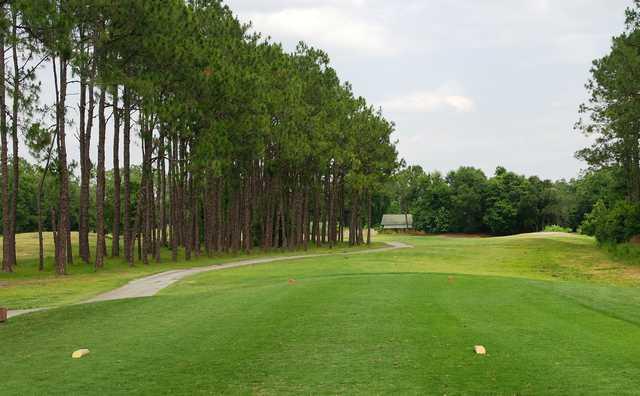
(2, 233, 640, 394)
(3, 274, 640, 393)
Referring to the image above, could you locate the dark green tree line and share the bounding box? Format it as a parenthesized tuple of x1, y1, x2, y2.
(0, 0, 399, 273)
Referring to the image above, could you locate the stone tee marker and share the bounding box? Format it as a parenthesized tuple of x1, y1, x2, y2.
(474, 345, 487, 355)
(72, 349, 91, 359)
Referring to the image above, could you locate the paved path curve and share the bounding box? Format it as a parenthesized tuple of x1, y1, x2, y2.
(8, 241, 412, 319)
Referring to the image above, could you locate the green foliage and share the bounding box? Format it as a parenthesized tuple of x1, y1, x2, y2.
(412, 172, 451, 233)
(576, 2, 640, 204)
(579, 199, 640, 244)
(484, 199, 518, 235)
(579, 200, 607, 236)
(544, 225, 572, 233)
(390, 165, 582, 236)
(446, 167, 488, 232)
(592, 201, 640, 244)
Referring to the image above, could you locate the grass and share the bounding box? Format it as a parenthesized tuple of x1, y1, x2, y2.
(604, 241, 640, 265)
(0, 232, 383, 309)
(2, 232, 640, 394)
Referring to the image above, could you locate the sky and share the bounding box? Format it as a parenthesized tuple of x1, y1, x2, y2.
(30, 0, 631, 181)
(226, 0, 631, 180)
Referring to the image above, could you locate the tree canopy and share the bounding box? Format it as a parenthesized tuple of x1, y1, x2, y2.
(0, 0, 399, 273)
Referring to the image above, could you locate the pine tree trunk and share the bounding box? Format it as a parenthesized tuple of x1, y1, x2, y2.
(78, 70, 89, 263)
(112, 87, 121, 257)
(67, 228, 73, 264)
(185, 173, 193, 260)
(194, 179, 201, 256)
(123, 88, 132, 265)
(79, 55, 95, 264)
(55, 57, 69, 275)
(142, 116, 151, 265)
(95, 87, 106, 269)
(367, 189, 372, 245)
(314, 184, 321, 246)
(132, 188, 144, 265)
(36, 137, 55, 272)
(243, 176, 251, 252)
(159, 128, 167, 247)
(51, 207, 58, 264)
(170, 135, 178, 261)
(328, 172, 336, 248)
(263, 175, 273, 250)
(8, 11, 19, 267)
(303, 187, 309, 251)
(0, 22, 13, 273)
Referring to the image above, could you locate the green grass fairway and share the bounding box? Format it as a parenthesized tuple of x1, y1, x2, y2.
(0, 232, 381, 309)
(2, 233, 640, 394)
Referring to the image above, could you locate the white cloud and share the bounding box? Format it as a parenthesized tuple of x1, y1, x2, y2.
(526, 0, 551, 14)
(246, 6, 396, 56)
(380, 84, 476, 114)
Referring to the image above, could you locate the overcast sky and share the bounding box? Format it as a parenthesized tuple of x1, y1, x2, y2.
(32, 1, 629, 181)
(227, 0, 630, 180)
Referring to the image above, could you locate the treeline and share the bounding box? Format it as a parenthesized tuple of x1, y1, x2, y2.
(574, 2, 640, 245)
(0, 1, 398, 274)
(388, 165, 627, 237)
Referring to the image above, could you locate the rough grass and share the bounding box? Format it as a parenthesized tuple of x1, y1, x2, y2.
(2, 232, 640, 394)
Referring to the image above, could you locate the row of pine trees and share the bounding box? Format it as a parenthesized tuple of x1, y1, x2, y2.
(0, 0, 399, 274)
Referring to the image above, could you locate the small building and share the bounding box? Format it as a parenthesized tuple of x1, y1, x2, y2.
(381, 214, 414, 230)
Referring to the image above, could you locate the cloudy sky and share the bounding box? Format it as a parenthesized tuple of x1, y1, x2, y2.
(227, 0, 630, 180)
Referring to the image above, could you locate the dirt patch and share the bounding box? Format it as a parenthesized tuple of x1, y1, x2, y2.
(630, 235, 640, 245)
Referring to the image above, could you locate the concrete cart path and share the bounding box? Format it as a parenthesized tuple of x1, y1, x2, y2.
(7, 241, 412, 319)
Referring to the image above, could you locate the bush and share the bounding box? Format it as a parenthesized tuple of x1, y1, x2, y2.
(544, 225, 572, 233)
(591, 201, 640, 244)
(579, 200, 607, 236)
(483, 199, 518, 235)
(414, 207, 450, 233)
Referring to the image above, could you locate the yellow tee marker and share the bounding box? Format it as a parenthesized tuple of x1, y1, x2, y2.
(72, 349, 90, 359)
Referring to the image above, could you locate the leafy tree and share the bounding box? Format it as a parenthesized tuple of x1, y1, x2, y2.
(446, 167, 488, 233)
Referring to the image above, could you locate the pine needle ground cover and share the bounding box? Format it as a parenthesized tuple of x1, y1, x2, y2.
(2, 233, 640, 394)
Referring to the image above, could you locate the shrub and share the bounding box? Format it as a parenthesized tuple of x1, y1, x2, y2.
(544, 225, 572, 233)
(414, 207, 450, 233)
(483, 199, 518, 235)
(593, 201, 640, 244)
(579, 200, 607, 236)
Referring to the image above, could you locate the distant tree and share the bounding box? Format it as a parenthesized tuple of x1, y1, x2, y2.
(446, 167, 488, 233)
(413, 172, 451, 233)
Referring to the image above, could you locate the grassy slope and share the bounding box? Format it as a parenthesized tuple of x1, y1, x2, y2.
(0, 232, 383, 309)
(2, 233, 640, 394)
